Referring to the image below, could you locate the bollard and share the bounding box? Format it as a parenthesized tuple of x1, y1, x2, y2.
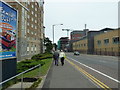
(0, 84, 2, 90)
(39, 64, 41, 77)
(21, 74, 23, 90)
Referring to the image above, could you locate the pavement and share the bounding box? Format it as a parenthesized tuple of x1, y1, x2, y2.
(42, 58, 97, 88)
(7, 82, 33, 89)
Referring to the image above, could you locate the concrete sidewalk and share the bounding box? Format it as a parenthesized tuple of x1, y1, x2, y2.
(42, 59, 97, 88)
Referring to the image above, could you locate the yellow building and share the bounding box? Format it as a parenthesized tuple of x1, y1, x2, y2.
(94, 29, 120, 56)
(73, 37, 88, 53)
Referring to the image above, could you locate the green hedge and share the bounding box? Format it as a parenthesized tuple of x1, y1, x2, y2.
(31, 53, 52, 60)
(17, 53, 52, 74)
(17, 60, 45, 73)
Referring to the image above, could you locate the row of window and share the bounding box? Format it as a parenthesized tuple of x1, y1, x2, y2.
(74, 43, 87, 48)
(28, 15, 38, 22)
(97, 37, 120, 45)
(27, 1, 38, 7)
(27, 29, 38, 36)
(27, 37, 40, 41)
(95, 47, 120, 51)
(27, 23, 38, 29)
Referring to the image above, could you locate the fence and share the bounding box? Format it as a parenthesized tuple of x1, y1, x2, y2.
(0, 64, 41, 89)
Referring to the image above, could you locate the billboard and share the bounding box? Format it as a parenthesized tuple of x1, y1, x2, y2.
(0, 1, 17, 59)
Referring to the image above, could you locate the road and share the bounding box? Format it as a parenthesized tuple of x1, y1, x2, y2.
(66, 53, 119, 89)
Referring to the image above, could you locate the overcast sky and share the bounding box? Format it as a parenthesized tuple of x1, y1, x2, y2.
(44, 0, 119, 43)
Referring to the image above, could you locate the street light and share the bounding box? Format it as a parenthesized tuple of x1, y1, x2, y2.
(62, 29, 73, 38)
(52, 24, 63, 44)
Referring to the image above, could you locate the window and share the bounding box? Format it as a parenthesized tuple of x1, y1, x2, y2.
(32, 11, 34, 15)
(97, 40, 101, 45)
(28, 1, 30, 5)
(31, 31, 33, 35)
(27, 29, 29, 33)
(31, 18, 34, 21)
(27, 23, 29, 26)
(32, 5, 34, 8)
(35, 14, 37, 17)
(35, 2, 37, 6)
(35, 8, 37, 11)
(104, 39, 109, 44)
(81, 44, 83, 47)
(35, 20, 37, 23)
(27, 15, 30, 19)
(35, 26, 37, 29)
(84, 44, 86, 46)
(31, 24, 34, 28)
(27, 44, 29, 51)
(27, 37, 30, 41)
(113, 37, 120, 44)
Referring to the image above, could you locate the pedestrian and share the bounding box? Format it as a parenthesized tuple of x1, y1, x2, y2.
(59, 50, 66, 66)
(53, 50, 59, 66)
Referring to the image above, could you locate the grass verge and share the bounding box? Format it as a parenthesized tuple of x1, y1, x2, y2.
(2, 53, 53, 89)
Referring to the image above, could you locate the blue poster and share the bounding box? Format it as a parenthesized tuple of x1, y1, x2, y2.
(0, 1, 17, 59)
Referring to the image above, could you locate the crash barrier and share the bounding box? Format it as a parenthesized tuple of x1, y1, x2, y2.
(0, 64, 41, 89)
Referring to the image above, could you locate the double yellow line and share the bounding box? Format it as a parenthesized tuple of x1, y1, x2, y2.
(66, 58, 112, 90)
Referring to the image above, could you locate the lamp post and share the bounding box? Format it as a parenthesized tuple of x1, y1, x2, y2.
(62, 29, 72, 39)
(52, 24, 63, 44)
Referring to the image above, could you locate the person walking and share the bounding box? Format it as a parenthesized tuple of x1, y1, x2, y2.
(53, 50, 59, 66)
(59, 50, 66, 66)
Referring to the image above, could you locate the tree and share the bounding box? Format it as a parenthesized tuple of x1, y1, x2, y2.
(44, 37, 53, 53)
(53, 43, 57, 51)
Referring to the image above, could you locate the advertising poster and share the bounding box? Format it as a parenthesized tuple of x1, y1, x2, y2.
(0, 1, 17, 59)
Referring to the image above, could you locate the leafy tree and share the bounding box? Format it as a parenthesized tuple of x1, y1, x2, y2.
(44, 37, 53, 53)
(53, 43, 57, 51)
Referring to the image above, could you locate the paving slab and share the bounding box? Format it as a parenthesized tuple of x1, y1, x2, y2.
(42, 60, 97, 88)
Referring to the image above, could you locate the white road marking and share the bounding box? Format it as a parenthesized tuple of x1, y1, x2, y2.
(67, 56, 120, 83)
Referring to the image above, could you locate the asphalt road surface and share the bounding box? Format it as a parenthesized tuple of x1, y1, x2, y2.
(66, 53, 120, 89)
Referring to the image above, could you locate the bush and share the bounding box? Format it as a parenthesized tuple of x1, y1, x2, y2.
(17, 60, 45, 73)
(17, 53, 52, 74)
(31, 53, 52, 60)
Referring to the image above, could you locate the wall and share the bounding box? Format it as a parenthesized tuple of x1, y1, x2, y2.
(94, 29, 120, 56)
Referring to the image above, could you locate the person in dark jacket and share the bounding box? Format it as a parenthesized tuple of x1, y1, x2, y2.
(53, 50, 59, 66)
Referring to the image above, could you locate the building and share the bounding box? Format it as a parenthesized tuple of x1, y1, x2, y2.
(70, 29, 89, 41)
(69, 29, 89, 52)
(73, 28, 120, 56)
(73, 31, 99, 54)
(59, 37, 69, 51)
(94, 28, 120, 56)
(70, 30, 84, 40)
(73, 36, 88, 53)
(7, 0, 45, 60)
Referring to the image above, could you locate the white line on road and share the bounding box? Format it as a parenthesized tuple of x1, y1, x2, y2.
(67, 56, 120, 83)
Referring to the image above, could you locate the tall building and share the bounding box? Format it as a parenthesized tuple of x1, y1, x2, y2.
(69, 29, 89, 52)
(6, 0, 45, 60)
(70, 29, 89, 41)
(70, 30, 84, 40)
(59, 37, 69, 51)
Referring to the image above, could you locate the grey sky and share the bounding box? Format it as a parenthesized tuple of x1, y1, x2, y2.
(44, 0, 118, 43)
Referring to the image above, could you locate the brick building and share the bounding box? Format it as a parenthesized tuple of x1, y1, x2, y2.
(6, 0, 45, 60)
(73, 28, 120, 56)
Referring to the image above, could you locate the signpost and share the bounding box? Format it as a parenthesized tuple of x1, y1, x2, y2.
(0, 1, 17, 85)
(0, 1, 17, 59)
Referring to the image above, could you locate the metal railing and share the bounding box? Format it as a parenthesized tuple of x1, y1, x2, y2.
(0, 64, 41, 89)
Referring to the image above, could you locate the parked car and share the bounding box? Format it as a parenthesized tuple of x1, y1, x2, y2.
(74, 51, 80, 55)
